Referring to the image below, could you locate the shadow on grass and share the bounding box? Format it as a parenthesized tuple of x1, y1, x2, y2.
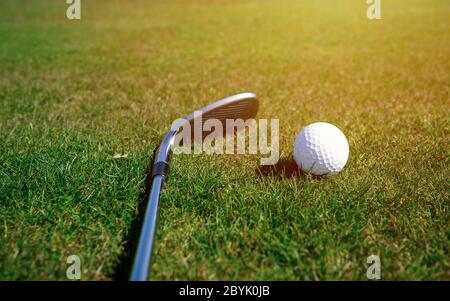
(256, 158, 324, 180)
(256, 158, 305, 178)
(111, 150, 156, 280)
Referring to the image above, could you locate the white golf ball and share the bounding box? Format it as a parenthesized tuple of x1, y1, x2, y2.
(294, 122, 349, 176)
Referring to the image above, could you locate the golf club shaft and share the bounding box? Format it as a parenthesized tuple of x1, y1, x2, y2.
(130, 175, 164, 281)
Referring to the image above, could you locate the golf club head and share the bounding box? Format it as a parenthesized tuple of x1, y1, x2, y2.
(180, 92, 259, 141)
(152, 93, 258, 178)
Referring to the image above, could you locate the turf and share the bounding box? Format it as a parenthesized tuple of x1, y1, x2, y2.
(0, 0, 449, 280)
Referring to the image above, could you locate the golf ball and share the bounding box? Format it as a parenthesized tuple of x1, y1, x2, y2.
(294, 122, 349, 176)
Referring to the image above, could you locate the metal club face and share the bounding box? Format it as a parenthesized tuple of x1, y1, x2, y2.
(180, 92, 259, 141)
(155, 93, 259, 165)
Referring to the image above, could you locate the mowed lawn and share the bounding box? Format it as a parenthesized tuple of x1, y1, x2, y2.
(0, 0, 448, 280)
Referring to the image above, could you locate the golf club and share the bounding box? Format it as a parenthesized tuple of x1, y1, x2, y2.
(130, 92, 259, 281)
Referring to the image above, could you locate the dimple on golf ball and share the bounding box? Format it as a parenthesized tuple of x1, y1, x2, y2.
(294, 122, 349, 176)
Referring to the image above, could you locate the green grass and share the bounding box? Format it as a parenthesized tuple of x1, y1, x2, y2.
(0, 0, 449, 280)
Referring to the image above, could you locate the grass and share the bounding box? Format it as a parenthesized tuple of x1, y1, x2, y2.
(0, 0, 449, 280)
